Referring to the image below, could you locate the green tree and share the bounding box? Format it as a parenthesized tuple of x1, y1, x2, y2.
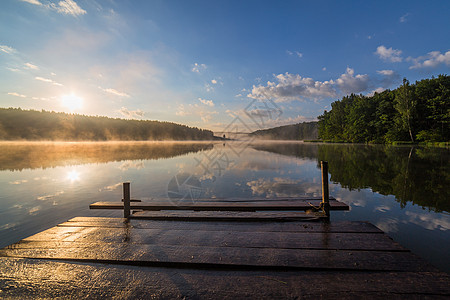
(394, 78, 416, 142)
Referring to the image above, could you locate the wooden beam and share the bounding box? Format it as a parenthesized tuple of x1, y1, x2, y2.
(89, 200, 349, 211)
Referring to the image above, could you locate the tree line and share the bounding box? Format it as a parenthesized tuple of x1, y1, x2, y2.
(250, 122, 318, 140)
(318, 75, 449, 143)
(0, 108, 215, 141)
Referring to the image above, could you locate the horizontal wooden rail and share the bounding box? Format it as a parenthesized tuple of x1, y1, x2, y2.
(89, 200, 349, 211)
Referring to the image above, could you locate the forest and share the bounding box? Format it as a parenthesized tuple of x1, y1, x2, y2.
(0, 108, 215, 141)
(318, 75, 449, 144)
(250, 121, 318, 140)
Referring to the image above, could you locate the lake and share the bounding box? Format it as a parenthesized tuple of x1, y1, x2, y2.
(0, 141, 449, 273)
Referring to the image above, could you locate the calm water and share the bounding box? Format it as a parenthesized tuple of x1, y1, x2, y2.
(0, 141, 449, 272)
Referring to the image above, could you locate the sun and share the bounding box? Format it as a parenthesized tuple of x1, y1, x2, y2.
(61, 94, 83, 112)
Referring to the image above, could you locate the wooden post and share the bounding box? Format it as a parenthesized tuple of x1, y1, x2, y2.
(123, 182, 131, 218)
(321, 161, 330, 217)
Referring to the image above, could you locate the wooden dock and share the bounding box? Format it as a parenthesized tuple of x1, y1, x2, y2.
(1, 216, 449, 298)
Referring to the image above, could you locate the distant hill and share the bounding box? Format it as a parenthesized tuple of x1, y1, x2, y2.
(249, 122, 318, 140)
(0, 108, 215, 141)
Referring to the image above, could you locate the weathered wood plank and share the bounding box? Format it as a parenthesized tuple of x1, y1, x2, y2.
(17, 227, 405, 251)
(130, 210, 326, 221)
(89, 200, 349, 211)
(63, 218, 384, 233)
(0, 242, 434, 272)
(1, 257, 448, 299)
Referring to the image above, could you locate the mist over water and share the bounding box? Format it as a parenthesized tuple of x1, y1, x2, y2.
(0, 141, 448, 273)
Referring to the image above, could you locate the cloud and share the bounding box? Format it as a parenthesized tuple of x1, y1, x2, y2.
(248, 73, 336, 102)
(191, 62, 207, 73)
(335, 67, 370, 95)
(24, 62, 39, 70)
(211, 79, 217, 84)
(377, 69, 394, 76)
(367, 87, 387, 97)
(198, 98, 214, 107)
(118, 107, 145, 119)
(0, 45, 17, 54)
(287, 50, 303, 58)
(21, 0, 86, 16)
(248, 68, 375, 101)
(35, 76, 63, 86)
(376, 69, 400, 88)
(399, 13, 410, 23)
(175, 103, 217, 123)
(50, 0, 86, 16)
(375, 45, 403, 62)
(7, 67, 21, 72)
(99, 86, 130, 97)
(20, 0, 43, 5)
(408, 50, 450, 69)
(7, 92, 26, 98)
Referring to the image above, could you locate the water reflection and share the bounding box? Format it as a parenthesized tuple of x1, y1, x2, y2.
(0, 141, 213, 171)
(250, 143, 450, 213)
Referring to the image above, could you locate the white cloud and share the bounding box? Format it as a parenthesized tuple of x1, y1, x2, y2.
(377, 69, 394, 76)
(118, 107, 144, 119)
(375, 45, 403, 62)
(248, 73, 336, 102)
(198, 98, 214, 107)
(408, 50, 450, 69)
(24, 62, 39, 70)
(0, 45, 17, 54)
(287, 50, 303, 58)
(399, 13, 410, 23)
(367, 87, 387, 97)
(7, 92, 26, 98)
(191, 62, 207, 73)
(35, 76, 63, 86)
(20, 0, 42, 5)
(335, 67, 370, 95)
(175, 103, 217, 123)
(248, 68, 374, 101)
(99, 86, 130, 97)
(377, 69, 400, 88)
(50, 0, 86, 16)
(211, 79, 217, 84)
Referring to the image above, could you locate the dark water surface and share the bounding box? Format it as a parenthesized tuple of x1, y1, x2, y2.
(0, 141, 448, 272)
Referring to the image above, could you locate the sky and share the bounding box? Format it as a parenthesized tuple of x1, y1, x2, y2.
(1, 0, 449, 132)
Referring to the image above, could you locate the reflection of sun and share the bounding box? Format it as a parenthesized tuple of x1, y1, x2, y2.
(67, 170, 80, 182)
(61, 94, 83, 112)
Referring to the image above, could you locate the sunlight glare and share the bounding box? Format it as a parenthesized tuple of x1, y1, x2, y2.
(61, 94, 83, 112)
(67, 170, 80, 182)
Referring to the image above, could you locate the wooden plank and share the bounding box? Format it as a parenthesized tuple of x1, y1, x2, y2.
(0, 242, 435, 272)
(137, 196, 337, 202)
(63, 218, 384, 233)
(130, 210, 326, 221)
(1, 257, 449, 299)
(89, 200, 349, 211)
(18, 227, 405, 251)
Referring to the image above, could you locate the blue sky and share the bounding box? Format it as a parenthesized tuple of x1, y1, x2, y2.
(1, 0, 449, 132)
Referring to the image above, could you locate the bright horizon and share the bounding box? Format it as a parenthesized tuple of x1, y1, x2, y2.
(1, 0, 449, 132)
